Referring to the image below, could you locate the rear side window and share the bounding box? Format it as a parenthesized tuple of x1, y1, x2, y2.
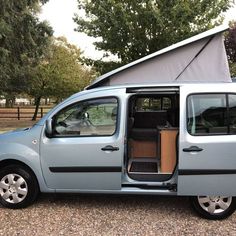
(229, 94, 236, 133)
(187, 94, 236, 136)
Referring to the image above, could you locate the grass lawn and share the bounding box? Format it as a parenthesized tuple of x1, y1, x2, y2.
(0, 120, 36, 133)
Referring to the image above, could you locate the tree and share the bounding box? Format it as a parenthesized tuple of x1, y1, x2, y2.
(74, 0, 233, 74)
(225, 21, 236, 78)
(29, 37, 95, 120)
(0, 0, 53, 106)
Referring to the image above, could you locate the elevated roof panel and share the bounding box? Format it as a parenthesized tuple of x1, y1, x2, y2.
(87, 25, 228, 89)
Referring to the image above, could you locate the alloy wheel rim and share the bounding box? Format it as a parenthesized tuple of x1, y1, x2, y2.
(197, 196, 232, 214)
(0, 174, 28, 204)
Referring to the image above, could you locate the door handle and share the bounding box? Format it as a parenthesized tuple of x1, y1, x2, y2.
(101, 145, 119, 151)
(183, 146, 203, 152)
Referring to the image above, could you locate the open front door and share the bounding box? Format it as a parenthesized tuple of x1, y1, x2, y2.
(178, 85, 236, 196)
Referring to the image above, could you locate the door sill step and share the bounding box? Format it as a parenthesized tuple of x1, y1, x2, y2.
(122, 183, 177, 191)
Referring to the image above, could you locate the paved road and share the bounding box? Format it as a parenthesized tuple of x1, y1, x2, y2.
(0, 194, 236, 235)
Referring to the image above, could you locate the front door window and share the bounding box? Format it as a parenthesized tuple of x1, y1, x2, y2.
(52, 97, 118, 136)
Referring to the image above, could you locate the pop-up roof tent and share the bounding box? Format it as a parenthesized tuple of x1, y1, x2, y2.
(87, 25, 231, 89)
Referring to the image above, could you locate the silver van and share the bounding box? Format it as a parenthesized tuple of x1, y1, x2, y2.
(1, 83, 236, 219)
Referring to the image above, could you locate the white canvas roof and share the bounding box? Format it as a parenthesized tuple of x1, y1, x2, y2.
(87, 25, 231, 89)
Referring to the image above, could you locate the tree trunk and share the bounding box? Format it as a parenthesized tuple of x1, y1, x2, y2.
(11, 96, 15, 107)
(5, 98, 11, 108)
(32, 96, 41, 121)
(5, 96, 15, 108)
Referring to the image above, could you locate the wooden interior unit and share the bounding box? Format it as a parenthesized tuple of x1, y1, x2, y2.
(130, 140, 157, 158)
(160, 129, 178, 173)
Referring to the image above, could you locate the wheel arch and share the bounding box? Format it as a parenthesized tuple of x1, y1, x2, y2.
(0, 159, 40, 188)
(0, 158, 54, 193)
(0, 159, 36, 176)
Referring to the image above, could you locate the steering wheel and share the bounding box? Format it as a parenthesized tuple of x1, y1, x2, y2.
(58, 121, 68, 127)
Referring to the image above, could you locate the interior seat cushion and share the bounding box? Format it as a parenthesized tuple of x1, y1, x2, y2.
(134, 111, 167, 128)
(131, 128, 158, 140)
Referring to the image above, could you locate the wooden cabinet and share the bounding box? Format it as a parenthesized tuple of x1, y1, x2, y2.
(130, 140, 157, 158)
(160, 129, 178, 173)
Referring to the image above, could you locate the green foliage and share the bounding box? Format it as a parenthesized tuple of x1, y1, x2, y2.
(225, 21, 236, 77)
(28, 37, 95, 101)
(81, 57, 122, 75)
(0, 0, 53, 94)
(229, 62, 236, 77)
(74, 0, 233, 74)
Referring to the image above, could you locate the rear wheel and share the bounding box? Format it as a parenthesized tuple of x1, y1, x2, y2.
(191, 196, 236, 220)
(0, 165, 39, 209)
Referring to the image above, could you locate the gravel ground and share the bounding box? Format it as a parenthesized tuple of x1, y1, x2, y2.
(0, 194, 236, 236)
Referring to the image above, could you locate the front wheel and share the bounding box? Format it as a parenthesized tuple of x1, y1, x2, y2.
(0, 165, 39, 209)
(191, 196, 236, 220)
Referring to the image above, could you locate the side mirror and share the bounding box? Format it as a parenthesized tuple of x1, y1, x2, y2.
(45, 119, 53, 137)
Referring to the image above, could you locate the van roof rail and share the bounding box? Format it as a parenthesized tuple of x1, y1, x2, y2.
(126, 87, 179, 94)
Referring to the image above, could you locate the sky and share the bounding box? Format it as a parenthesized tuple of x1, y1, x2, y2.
(39, 0, 236, 59)
(39, 0, 102, 59)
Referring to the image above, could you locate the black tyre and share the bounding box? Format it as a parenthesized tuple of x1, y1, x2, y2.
(0, 165, 39, 209)
(191, 196, 236, 220)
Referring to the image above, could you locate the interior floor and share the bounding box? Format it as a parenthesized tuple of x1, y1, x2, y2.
(129, 158, 158, 173)
(127, 93, 179, 182)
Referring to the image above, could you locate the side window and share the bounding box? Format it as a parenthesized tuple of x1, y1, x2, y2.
(53, 97, 118, 136)
(135, 98, 161, 111)
(135, 97, 171, 111)
(162, 97, 172, 109)
(229, 94, 236, 134)
(187, 94, 227, 135)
